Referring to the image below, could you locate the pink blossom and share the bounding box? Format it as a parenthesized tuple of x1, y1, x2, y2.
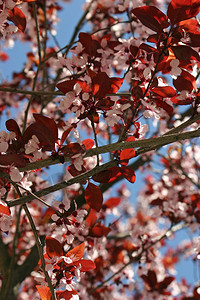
(9, 166, 23, 182)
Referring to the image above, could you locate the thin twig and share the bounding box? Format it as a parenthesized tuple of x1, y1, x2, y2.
(15, 183, 62, 217)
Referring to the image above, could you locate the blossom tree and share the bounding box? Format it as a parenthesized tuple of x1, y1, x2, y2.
(0, 0, 200, 299)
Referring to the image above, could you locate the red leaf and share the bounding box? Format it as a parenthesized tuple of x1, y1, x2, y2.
(85, 182, 103, 212)
(151, 86, 177, 98)
(8, 7, 26, 32)
(68, 164, 86, 177)
(120, 148, 136, 163)
(154, 98, 173, 115)
(0, 204, 11, 216)
(92, 167, 122, 183)
(197, 201, 200, 211)
(56, 79, 78, 94)
(179, 19, 200, 33)
(0, 52, 9, 61)
(45, 236, 63, 258)
(74, 259, 96, 271)
(0, 154, 27, 167)
(60, 127, 73, 146)
(85, 209, 97, 227)
(56, 290, 78, 300)
(132, 6, 169, 32)
(65, 243, 85, 261)
(82, 139, 95, 150)
(186, 32, 200, 47)
(95, 98, 115, 110)
(120, 165, 136, 183)
(79, 32, 100, 57)
(171, 45, 200, 62)
(141, 270, 157, 289)
(22, 123, 55, 151)
(158, 276, 175, 290)
(103, 197, 121, 209)
(33, 114, 58, 142)
(61, 143, 85, 155)
(91, 224, 111, 237)
(88, 111, 99, 123)
(170, 95, 193, 105)
(173, 69, 196, 92)
(6, 119, 22, 139)
(36, 285, 51, 300)
(108, 77, 124, 94)
(92, 72, 111, 98)
(57, 78, 91, 95)
(41, 207, 56, 224)
(92, 169, 113, 183)
(167, 0, 200, 24)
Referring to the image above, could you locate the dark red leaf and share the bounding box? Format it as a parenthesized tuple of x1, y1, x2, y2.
(173, 69, 196, 92)
(132, 6, 169, 32)
(141, 270, 157, 289)
(85, 182, 103, 212)
(171, 45, 200, 62)
(6, 119, 22, 139)
(92, 167, 122, 183)
(186, 32, 200, 47)
(0, 154, 27, 167)
(22, 123, 56, 151)
(56, 79, 78, 94)
(79, 32, 100, 57)
(120, 165, 136, 183)
(158, 276, 175, 290)
(8, 7, 26, 32)
(95, 98, 115, 110)
(33, 114, 58, 142)
(167, 0, 200, 24)
(61, 143, 85, 156)
(92, 72, 111, 98)
(92, 169, 113, 183)
(45, 236, 63, 258)
(151, 86, 177, 98)
(154, 98, 173, 115)
(60, 127, 73, 146)
(68, 164, 86, 177)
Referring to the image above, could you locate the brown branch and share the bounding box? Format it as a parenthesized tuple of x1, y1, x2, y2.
(9, 121, 199, 174)
(7, 126, 200, 208)
(8, 160, 118, 207)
